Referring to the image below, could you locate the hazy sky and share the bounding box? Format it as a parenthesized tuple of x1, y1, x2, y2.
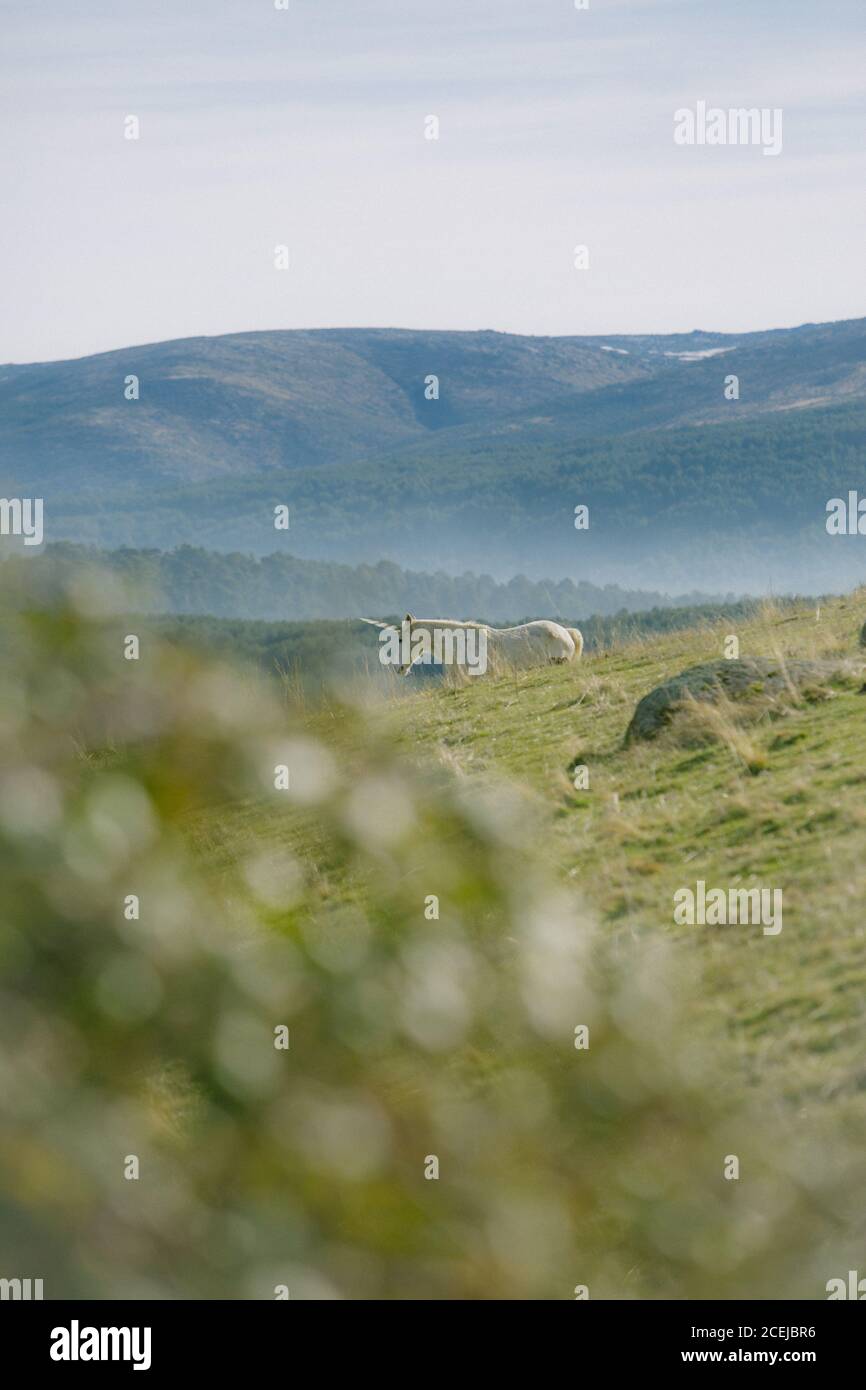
(1, 0, 864, 362)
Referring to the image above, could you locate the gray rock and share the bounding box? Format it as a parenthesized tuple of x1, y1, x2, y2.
(625, 657, 858, 744)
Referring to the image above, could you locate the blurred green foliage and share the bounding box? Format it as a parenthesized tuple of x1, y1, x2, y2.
(0, 581, 861, 1299)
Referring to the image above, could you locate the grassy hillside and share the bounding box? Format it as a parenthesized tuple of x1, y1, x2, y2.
(186, 589, 866, 1126)
(375, 593, 866, 1123)
(178, 589, 866, 1294)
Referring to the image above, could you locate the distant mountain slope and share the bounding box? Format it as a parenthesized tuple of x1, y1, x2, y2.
(0, 327, 646, 489)
(3, 319, 865, 491)
(21, 398, 866, 593)
(3, 318, 866, 594)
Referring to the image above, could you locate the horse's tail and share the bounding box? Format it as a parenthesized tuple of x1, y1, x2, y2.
(565, 627, 584, 662)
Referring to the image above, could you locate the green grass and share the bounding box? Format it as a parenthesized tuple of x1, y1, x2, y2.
(403, 596, 866, 1121)
(212, 591, 866, 1131)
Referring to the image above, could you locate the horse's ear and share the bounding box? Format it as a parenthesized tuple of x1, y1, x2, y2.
(405, 612, 415, 623)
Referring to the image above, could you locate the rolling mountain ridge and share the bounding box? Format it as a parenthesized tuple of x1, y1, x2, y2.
(2, 318, 866, 595)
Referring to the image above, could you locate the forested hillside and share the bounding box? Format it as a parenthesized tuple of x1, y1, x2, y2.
(3, 319, 866, 594)
(3, 542, 729, 622)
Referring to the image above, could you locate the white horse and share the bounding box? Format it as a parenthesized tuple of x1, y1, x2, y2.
(361, 615, 584, 676)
